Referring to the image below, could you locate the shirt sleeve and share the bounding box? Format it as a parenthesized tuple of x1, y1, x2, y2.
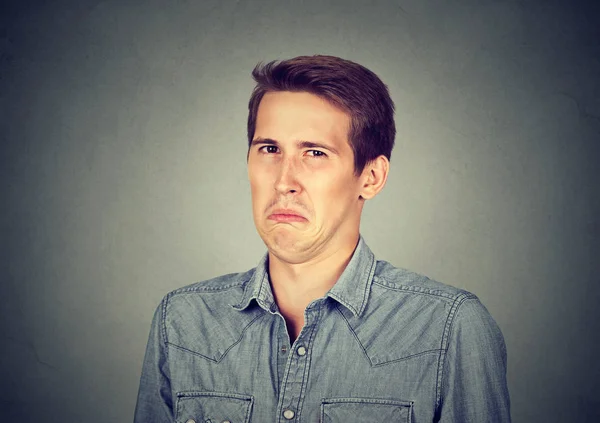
(134, 298, 174, 422)
(436, 297, 511, 422)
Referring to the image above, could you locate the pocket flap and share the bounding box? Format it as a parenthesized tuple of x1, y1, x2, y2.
(321, 397, 413, 423)
(176, 391, 253, 423)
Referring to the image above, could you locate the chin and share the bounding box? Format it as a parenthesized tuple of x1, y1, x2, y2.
(262, 231, 312, 261)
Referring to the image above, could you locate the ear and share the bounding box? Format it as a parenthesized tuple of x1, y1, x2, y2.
(359, 155, 389, 200)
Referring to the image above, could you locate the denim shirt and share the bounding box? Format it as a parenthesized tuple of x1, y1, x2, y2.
(134, 236, 511, 422)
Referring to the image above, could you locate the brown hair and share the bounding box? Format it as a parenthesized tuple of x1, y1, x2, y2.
(247, 55, 396, 175)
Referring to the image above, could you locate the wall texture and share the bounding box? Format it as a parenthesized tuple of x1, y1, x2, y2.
(1, 0, 598, 421)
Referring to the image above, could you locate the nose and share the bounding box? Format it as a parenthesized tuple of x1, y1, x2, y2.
(274, 155, 301, 194)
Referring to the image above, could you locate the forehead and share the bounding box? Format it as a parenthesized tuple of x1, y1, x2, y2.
(255, 91, 351, 146)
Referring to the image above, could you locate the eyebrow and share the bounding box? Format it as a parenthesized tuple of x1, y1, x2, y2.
(250, 137, 340, 155)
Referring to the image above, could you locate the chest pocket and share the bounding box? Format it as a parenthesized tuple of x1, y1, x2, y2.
(321, 398, 413, 423)
(176, 391, 254, 423)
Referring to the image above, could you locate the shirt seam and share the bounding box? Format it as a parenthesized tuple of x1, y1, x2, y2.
(333, 304, 374, 365)
(169, 279, 247, 295)
(435, 293, 476, 412)
(164, 309, 267, 362)
(334, 304, 444, 366)
(372, 277, 461, 302)
(160, 295, 169, 361)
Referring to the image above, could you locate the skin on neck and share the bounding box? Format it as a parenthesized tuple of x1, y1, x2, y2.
(268, 226, 360, 317)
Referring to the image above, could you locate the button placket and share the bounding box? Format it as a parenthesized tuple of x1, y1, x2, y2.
(276, 301, 323, 422)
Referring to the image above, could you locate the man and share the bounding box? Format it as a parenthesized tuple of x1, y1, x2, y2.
(134, 55, 511, 422)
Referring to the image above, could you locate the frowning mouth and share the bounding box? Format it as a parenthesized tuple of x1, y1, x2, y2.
(267, 208, 307, 222)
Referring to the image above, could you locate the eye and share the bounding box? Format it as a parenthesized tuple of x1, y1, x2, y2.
(307, 150, 327, 158)
(259, 145, 279, 154)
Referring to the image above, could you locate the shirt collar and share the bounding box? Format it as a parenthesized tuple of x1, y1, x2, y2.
(232, 235, 377, 317)
(232, 251, 277, 313)
(326, 235, 377, 317)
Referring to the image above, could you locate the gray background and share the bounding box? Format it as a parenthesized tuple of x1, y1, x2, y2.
(1, 0, 599, 421)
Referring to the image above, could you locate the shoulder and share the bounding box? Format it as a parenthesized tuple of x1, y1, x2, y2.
(159, 267, 256, 314)
(153, 267, 265, 362)
(370, 260, 503, 347)
(172, 267, 256, 293)
(335, 259, 499, 366)
(371, 259, 504, 350)
(373, 259, 475, 303)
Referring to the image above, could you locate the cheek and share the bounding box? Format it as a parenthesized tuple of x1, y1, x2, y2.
(311, 179, 356, 216)
(249, 160, 277, 182)
(249, 172, 272, 208)
(249, 181, 265, 206)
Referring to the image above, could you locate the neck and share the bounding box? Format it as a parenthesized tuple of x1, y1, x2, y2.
(268, 234, 360, 340)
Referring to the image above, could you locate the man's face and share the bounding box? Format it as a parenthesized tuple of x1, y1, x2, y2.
(247, 91, 366, 263)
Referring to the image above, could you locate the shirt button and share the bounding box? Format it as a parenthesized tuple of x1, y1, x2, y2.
(297, 346, 307, 356)
(283, 409, 295, 419)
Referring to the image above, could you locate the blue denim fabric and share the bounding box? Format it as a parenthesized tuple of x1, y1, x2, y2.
(134, 236, 510, 422)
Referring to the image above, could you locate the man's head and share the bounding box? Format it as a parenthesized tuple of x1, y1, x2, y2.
(246, 55, 395, 263)
(247, 55, 396, 176)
